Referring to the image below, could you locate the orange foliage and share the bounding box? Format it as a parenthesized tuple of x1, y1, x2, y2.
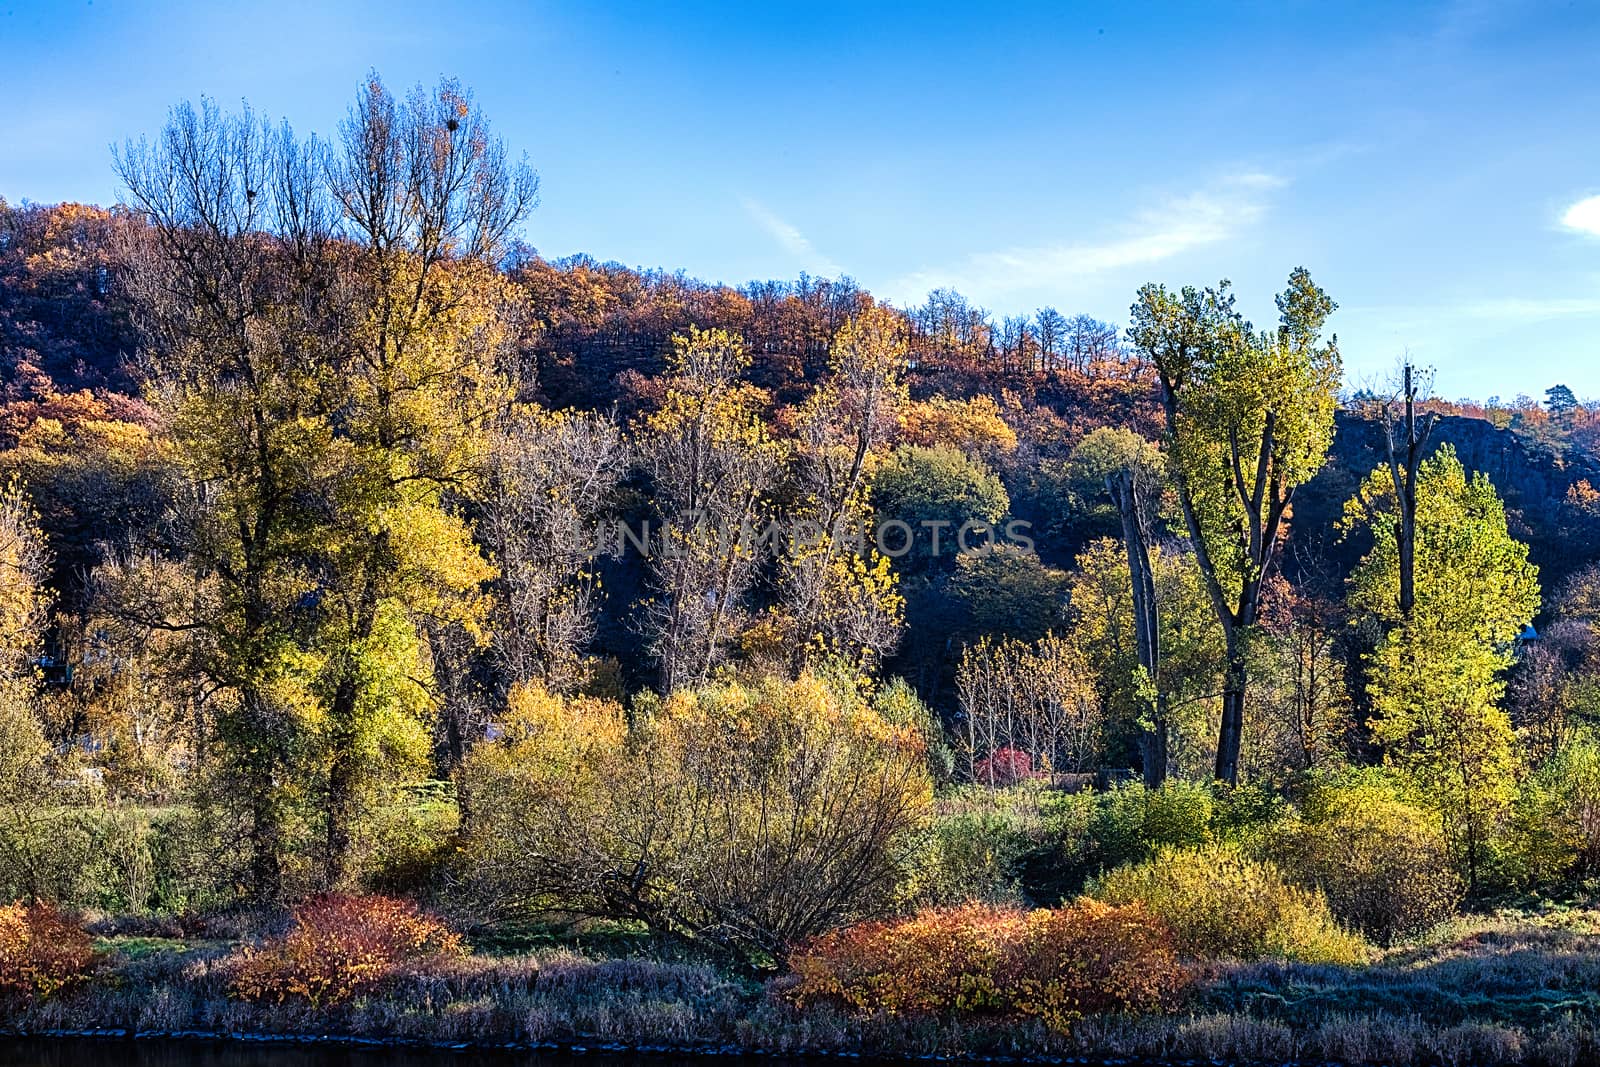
(230, 894, 466, 1007)
(0, 901, 95, 1001)
(787, 898, 1187, 1032)
(901, 395, 1018, 456)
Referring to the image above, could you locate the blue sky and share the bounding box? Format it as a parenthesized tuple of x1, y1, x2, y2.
(4, 0, 1599, 400)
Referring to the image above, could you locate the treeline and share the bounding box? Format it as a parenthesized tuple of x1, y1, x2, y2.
(3, 75, 1600, 935)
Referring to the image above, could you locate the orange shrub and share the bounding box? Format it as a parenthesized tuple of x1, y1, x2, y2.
(788, 898, 1187, 1031)
(231, 894, 466, 1007)
(0, 901, 95, 1000)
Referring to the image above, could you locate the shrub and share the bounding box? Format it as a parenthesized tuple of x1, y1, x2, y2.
(0, 901, 95, 1000)
(905, 785, 1049, 907)
(1265, 778, 1463, 943)
(459, 675, 933, 964)
(787, 898, 1187, 1032)
(1091, 843, 1369, 964)
(1070, 781, 1217, 874)
(973, 746, 1036, 787)
(230, 894, 465, 1007)
(363, 792, 460, 896)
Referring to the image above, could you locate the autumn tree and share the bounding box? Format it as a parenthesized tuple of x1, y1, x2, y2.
(640, 327, 781, 693)
(957, 633, 1102, 782)
(308, 75, 535, 887)
(113, 75, 537, 892)
(779, 306, 909, 676)
(1128, 268, 1341, 784)
(0, 482, 74, 903)
(1246, 577, 1351, 775)
(1346, 445, 1540, 890)
(114, 100, 347, 899)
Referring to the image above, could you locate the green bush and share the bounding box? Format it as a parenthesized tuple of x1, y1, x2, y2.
(905, 785, 1049, 907)
(1091, 843, 1369, 964)
(1044, 781, 1218, 888)
(1090, 781, 1215, 867)
(1264, 777, 1463, 943)
(362, 791, 460, 896)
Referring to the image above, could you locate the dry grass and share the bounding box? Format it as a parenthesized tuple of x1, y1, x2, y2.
(5, 907, 1600, 1065)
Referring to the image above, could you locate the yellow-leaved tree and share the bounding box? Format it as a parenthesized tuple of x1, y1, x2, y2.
(1346, 445, 1539, 890)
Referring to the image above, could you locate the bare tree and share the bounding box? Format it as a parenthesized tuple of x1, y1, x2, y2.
(958, 634, 1102, 783)
(483, 409, 629, 693)
(1359, 362, 1437, 619)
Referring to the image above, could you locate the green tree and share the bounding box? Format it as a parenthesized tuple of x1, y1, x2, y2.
(871, 444, 1009, 568)
(1546, 383, 1579, 417)
(1067, 538, 1223, 779)
(1128, 268, 1341, 783)
(1346, 445, 1540, 890)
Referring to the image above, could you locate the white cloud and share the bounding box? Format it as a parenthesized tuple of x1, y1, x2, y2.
(741, 198, 843, 276)
(1563, 195, 1600, 237)
(1462, 295, 1600, 321)
(888, 171, 1285, 304)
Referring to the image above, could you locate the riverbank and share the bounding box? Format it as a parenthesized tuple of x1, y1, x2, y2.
(6, 907, 1600, 1067)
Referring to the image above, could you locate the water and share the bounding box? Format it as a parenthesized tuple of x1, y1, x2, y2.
(0, 1040, 775, 1067)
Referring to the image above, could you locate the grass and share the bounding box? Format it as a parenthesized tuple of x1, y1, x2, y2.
(8, 907, 1600, 1065)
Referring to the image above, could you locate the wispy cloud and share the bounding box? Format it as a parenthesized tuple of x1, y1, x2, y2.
(1562, 195, 1600, 237)
(888, 171, 1284, 304)
(1461, 295, 1600, 321)
(741, 198, 843, 276)
(1353, 285, 1600, 336)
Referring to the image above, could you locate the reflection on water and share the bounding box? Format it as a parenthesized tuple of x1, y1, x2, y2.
(0, 1039, 770, 1067)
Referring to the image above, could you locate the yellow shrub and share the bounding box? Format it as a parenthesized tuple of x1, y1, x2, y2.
(1091, 844, 1369, 965)
(460, 674, 934, 963)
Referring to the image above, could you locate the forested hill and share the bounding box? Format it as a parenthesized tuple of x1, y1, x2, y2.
(4, 198, 1593, 601)
(1293, 410, 1600, 597)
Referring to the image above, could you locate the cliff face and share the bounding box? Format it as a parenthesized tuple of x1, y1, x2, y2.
(1287, 411, 1600, 594)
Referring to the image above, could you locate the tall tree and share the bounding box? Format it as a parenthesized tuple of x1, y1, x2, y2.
(1345, 446, 1540, 889)
(314, 75, 535, 884)
(0, 482, 63, 904)
(113, 75, 538, 892)
(482, 409, 629, 693)
(1128, 268, 1341, 784)
(781, 306, 908, 676)
(1064, 428, 1171, 783)
(1355, 363, 1436, 618)
(640, 327, 781, 693)
(114, 101, 343, 899)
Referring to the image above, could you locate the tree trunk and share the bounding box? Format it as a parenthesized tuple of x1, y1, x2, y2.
(244, 686, 284, 903)
(1110, 470, 1166, 787)
(1215, 634, 1246, 785)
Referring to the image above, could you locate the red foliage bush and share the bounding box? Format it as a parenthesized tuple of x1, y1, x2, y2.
(973, 746, 1036, 787)
(0, 901, 95, 1000)
(230, 894, 466, 1007)
(788, 898, 1188, 1031)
